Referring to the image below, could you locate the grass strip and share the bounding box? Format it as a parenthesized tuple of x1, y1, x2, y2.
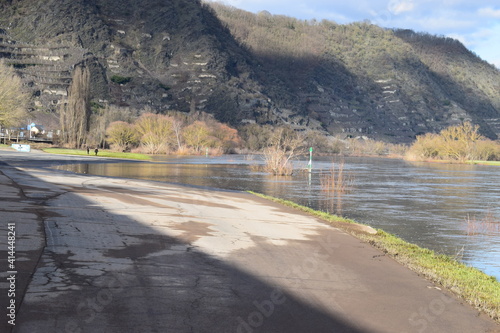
(469, 160, 500, 166)
(248, 191, 500, 323)
(249, 191, 358, 225)
(42, 148, 152, 161)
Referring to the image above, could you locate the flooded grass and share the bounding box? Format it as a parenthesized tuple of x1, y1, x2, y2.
(319, 161, 354, 216)
(466, 210, 500, 236)
(250, 191, 500, 323)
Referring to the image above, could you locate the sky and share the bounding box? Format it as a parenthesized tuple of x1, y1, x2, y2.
(206, 0, 500, 69)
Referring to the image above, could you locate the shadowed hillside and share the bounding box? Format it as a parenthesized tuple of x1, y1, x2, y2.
(209, 3, 500, 141)
(0, 0, 281, 125)
(0, 0, 499, 142)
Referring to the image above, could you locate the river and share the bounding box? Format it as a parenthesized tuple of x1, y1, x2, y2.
(55, 155, 500, 280)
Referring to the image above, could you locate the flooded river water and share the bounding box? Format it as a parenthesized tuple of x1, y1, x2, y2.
(55, 155, 500, 280)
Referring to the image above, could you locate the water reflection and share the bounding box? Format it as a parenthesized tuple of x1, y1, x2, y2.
(54, 155, 500, 279)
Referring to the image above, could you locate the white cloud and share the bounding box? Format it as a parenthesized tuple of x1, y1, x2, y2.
(478, 7, 500, 18)
(465, 24, 500, 68)
(415, 16, 476, 31)
(388, 0, 415, 15)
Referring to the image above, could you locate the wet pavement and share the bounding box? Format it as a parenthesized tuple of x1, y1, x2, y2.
(0, 149, 499, 332)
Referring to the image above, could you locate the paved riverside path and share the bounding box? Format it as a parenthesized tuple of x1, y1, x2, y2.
(0, 150, 498, 333)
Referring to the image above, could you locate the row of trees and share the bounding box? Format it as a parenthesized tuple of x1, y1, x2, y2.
(106, 112, 240, 155)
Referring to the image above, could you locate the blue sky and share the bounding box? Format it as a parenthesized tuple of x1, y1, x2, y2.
(206, 0, 500, 69)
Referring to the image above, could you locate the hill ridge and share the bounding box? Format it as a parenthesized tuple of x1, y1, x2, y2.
(0, 0, 498, 142)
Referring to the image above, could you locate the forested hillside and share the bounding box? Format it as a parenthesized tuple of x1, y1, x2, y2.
(0, 0, 499, 143)
(209, 3, 500, 142)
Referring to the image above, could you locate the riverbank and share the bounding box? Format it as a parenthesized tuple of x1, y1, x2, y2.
(250, 193, 500, 323)
(41, 145, 500, 167)
(404, 156, 500, 166)
(1, 149, 499, 332)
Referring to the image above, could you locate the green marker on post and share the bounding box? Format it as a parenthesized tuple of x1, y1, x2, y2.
(308, 147, 313, 172)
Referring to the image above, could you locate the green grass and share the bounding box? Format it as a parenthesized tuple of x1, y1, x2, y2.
(249, 191, 500, 323)
(42, 148, 152, 160)
(469, 160, 500, 166)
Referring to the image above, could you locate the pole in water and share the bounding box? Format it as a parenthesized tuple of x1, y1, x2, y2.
(308, 147, 313, 172)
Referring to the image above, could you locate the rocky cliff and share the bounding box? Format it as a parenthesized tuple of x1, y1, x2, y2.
(0, 0, 499, 142)
(0, 0, 286, 127)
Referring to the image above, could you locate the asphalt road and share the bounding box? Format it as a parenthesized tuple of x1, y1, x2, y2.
(0, 150, 498, 333)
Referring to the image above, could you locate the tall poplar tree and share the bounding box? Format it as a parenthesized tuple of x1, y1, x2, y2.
(60, 63, 91, 148)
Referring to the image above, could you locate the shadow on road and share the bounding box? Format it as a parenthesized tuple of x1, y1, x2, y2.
(0, 152, 366, 333)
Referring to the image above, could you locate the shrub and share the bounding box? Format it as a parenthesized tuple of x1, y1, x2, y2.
(106, 121, 139, 151)
(474, 140, 500, 161)
(438, 122, 483, 161)
(135, 113, 176, 154)
(239, 124, 274, 151)
(406, 122, 500, 162)
(263, 127, 303, 175)
(182, 121, 213, 153)
(110, 75, 132, 85)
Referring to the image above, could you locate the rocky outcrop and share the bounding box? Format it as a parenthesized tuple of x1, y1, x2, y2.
(0, 0, 281, 127)
(0, 0, 499, 142)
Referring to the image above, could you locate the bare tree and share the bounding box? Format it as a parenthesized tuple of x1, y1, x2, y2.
(439, 122, 483, 161)
(59, 63, 91, 148)
(0, 60, 29, 131)
(89, 104, 137, 148)
(172, 118, 185, 152)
